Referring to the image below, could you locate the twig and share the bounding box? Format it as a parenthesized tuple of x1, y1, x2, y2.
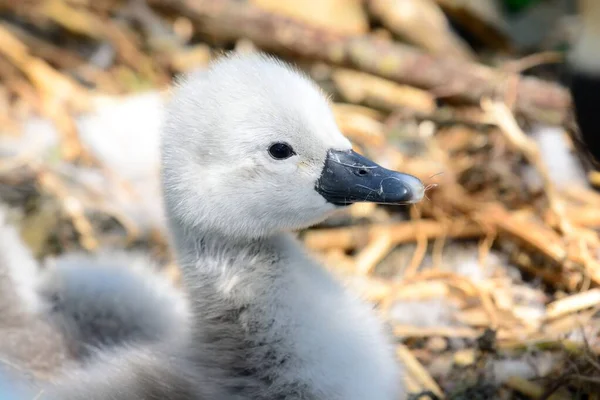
(366, 0, 475, 61)
(546, 289, 600, 320)
(303, 218, 482, 252)
(0, 24, 93, 162)
(394, 325, 481, 339)
(505, 376, 544, 399)
(397, 344, 444, 398)
(37, 170, 98, 251)
(482, 99, 571, 235)
(332, 68, 436, 114)
(148, 0, 571, 125)
(354, 231, 394, 275)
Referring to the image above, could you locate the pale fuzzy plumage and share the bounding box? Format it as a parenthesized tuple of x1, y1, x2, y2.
(0, 209, 192, 396)
(161, 53, 403, 399)
(38, 250, 191, 360)
(162, 53, 351, 242)
(176, 234, 402, 399)
(39, 342, 230, 400)
(0, 367, 37, 398)
(3, 52, 404, 399)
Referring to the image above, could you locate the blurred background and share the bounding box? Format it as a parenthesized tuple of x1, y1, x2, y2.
(0, 0, 599, 398)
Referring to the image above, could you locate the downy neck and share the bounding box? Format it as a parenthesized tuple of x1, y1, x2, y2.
(167, 215, 287, 273)
(165, 212, 301, 318)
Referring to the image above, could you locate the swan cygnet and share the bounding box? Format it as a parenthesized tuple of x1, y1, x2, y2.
(0, 209, 192, 396)
(37, 250, 191, 360)
(159, 52, 424, 399)
(568, 0, 600, 164)
(0, 247, 200, 399)
(31, 52, 425, 400)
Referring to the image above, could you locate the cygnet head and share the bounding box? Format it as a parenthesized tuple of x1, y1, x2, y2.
(162, 53, 424, 239)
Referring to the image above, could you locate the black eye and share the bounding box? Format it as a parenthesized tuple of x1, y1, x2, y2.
(268, 142, 295, 160)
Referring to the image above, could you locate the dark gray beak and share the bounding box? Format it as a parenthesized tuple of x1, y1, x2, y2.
(315, 149, 424, 206)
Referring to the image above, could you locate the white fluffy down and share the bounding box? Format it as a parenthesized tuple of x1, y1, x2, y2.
(38, 250, 190, 357)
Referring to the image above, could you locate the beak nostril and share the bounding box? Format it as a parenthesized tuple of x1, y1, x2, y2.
(358, 169, 369, 176)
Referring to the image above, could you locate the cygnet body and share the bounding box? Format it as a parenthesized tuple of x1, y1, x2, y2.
(37, 250, 191, 360)
(159, 52, 423, 399)
(5, 53, 424, 399)
(0, 214, 193, 396)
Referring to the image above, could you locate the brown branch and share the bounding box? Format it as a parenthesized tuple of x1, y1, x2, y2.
(302, 218, 483, 252)
(149, 0, 571, 125)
